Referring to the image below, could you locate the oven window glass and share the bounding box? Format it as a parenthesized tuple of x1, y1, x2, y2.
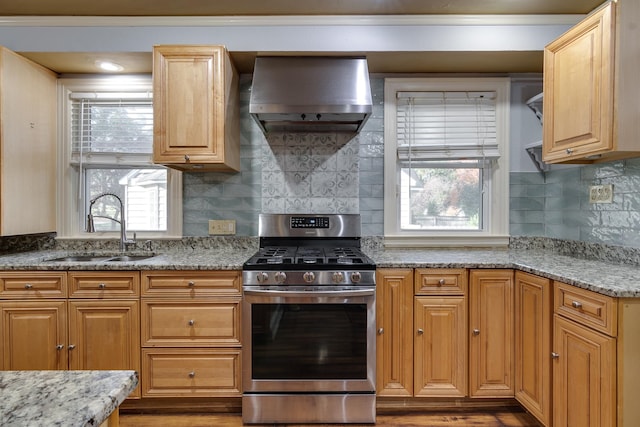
(251, 303, 367, 380)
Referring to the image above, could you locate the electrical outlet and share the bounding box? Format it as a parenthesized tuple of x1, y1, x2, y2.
(208, 219, 236, 235)
(589, 184, 613, 204)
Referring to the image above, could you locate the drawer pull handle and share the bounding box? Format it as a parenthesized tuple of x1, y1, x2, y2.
(68, 344, 76, 350)
(472, 329, 480, 336)
(551, 352, 560, 359)
(188, 319, 195, 326)
(438, 279, 445, 286)
(184, 154, 190, 162)
(417, 328, 424, 335)
(188, 371, 195, 378)
(24, 283, 33, 289)
(188, 281, 196, 287)
(98, 283, 106, 289)
(566, 148, 573, 154)
(571, 301, 583, 309)
(56, 344, 64, 350)
(377, 328, 384, 335)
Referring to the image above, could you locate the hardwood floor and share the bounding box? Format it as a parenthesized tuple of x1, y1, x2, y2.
(120, 410, 542, 426)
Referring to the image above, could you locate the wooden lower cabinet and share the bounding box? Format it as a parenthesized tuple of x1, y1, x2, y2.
(142, 348, 241, 397)
(469, 269, 514, 398)
(0, 271, 142, 398)
(414, 296, 466, 397)
(141, 271, 242, 398)
(1, 300, 68, 370)
(376, 269, 414, 396)
(514, 271, 552, 426)
(376, 268, 467, 398)
(552, 314, 616, 427)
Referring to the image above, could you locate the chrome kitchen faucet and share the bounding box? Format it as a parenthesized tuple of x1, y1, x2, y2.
(86, 192, 136, 252)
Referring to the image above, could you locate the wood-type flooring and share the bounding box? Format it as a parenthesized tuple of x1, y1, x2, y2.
(119, 409, 542, 426)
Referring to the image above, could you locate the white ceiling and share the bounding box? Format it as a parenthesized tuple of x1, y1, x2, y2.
(3, 0, 604, 74)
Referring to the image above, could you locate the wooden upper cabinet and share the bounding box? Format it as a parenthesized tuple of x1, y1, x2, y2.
(152, 45, 240, 171)
(0, 47, 57, 236)
(543, 0, 640, 163)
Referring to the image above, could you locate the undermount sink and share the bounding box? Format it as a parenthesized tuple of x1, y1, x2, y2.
(47, 255, 112, 262)
(105, 255, 155, 262)
(46, 254, 156, 263)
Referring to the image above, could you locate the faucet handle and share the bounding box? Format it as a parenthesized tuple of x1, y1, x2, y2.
(144, 239, 153, 251)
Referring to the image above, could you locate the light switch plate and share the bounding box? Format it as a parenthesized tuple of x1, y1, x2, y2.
(208, 219, 236, 235)
(589, 184, 613, 203)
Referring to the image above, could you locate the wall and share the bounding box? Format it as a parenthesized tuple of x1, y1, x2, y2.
(183, 74, 640, 249)
(183, 75, 385, 237)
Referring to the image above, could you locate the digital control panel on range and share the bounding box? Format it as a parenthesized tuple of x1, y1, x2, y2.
(290, 216, 330, 229)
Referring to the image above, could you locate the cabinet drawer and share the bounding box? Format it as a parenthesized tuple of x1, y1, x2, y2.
(554, 281, 617, 336)
(0, 271, 67, 298)
(141, 348, 241, 397)
(142, 271, 241, 297)
(415, 268, 467, 295)
(142, 299, 241, 346)
(68, 271, 140, 298)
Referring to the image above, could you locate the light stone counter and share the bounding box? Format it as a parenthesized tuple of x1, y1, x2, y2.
(1, 244, 640, 298)
(0, 370, 138, 427)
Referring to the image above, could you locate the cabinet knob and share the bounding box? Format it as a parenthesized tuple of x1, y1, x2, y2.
(56, 344, 64, 350)
(566, 148, 573, 154)
(24, 283, 33, 289)
(188, 281, 196, 287)
(188, 319, 195, 326)
(438, 279, 445, 286)
(188, 371, 195, 378)
(98, 283, 106, 289)
(472, 329, 480, 336)
(417, 328, 424, 335)
(571, 301, 583, 309)
(551, 352, 560, 359)
(377, 328, 384, 335)
(68, 344, 76, 350)
(184, 154, 190, 162)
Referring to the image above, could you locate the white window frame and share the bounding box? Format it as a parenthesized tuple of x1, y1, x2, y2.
(384, 77, 510, 247)
(57, 75, 182, 240)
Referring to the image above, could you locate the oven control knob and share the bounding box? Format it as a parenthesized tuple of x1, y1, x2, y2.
(256, 272, 269, 284)
(303, 272, 316, 283)
(274, 271, 287, 284)
(351, 272, 362, 283)
(332, 272, 345, 283)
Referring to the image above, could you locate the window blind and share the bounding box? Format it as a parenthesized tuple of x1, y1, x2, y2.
(70, 91, 154, 158)
(396, 91, 499, 162)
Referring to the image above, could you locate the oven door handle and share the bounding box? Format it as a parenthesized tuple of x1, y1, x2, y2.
(243, 288, 375, 298)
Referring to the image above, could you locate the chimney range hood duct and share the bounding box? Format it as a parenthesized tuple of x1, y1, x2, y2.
(249, 56, 373, 135)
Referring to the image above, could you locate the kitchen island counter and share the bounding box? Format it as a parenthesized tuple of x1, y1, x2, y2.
(0, 370, 138, 427)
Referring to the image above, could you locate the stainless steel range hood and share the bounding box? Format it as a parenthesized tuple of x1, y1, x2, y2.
(249, 56, 372, 135)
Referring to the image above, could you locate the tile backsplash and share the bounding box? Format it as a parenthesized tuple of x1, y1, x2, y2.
(183, 74, 640, 249)
(510, 158, 640, 248)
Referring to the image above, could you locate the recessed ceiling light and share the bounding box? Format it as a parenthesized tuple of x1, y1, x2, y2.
(96, 60, 124, 72)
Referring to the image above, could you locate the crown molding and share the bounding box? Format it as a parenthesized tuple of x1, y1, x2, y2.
(0, 14, 584, 27)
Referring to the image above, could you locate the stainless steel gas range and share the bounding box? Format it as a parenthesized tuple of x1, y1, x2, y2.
(241, 214, 376, 424)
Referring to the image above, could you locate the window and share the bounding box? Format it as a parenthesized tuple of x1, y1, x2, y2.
(384, 78, 510, 247)
(57, 76, 182, 239)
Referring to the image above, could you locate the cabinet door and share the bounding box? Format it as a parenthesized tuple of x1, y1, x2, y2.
(68, 300, 140, 397)
(414, 296, 466, 397)
(515, 272, 552, 426)
(153, 45, 239, 171)
(1, 301, 67, 370)
(469, 269, 514, 397)
(542, 2, 615, 163)
(553, 315, 616, 427)
(375, 269, 413, 396)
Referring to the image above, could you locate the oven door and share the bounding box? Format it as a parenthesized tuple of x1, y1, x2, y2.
(242, 286, 376, 393)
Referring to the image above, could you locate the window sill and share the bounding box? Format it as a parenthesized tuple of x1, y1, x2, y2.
(383, 234, 510, 248)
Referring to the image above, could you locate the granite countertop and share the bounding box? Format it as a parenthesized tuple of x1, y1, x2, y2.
(0, 370, 138, 427)
(1, 246, 640, 298)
